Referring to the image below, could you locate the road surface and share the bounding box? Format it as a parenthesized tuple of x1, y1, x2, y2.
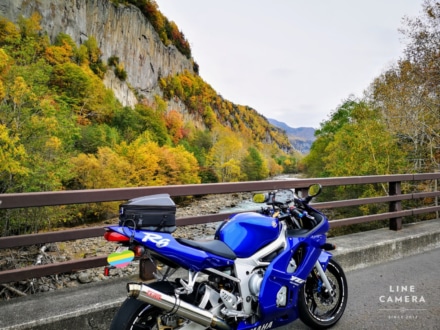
(285, 247, 440, 329)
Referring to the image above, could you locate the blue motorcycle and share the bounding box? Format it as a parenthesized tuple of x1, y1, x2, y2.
(104, 184, 347, 329)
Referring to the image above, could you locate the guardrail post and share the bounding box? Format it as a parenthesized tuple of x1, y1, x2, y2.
(435, 171, 439, 220)
(139, 257, 156, 281)
(389, 181, 402, 230)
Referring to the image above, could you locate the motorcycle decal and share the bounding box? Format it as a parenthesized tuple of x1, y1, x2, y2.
(250, 321, 273, 330)
(289, 275, 305, 286)
(141, 232, 170, 247)
(107, 250, 134, 268)
(145, 288, 162, 300)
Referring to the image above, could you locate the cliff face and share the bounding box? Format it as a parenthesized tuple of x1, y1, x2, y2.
(0, 0, 194, 107)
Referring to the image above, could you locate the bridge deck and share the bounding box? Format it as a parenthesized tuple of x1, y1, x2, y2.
(0, 219, 439, 330)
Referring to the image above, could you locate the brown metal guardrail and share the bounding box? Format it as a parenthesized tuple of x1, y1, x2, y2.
(1, 173, 440, 283)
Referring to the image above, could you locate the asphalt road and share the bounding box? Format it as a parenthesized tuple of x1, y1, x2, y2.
(285, 247, 440, 330)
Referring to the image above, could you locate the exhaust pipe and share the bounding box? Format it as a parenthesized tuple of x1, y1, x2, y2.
(127, 283, 232, 330)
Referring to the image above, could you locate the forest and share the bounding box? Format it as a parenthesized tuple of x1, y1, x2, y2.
(302, 0, 440, 177)
(301, 0, 440, 234)
(1, 0, 440, 235)
(0, 7, 297, 233)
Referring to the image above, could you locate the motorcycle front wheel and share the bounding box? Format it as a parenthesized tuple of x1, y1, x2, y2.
(298, 258, 348, 329)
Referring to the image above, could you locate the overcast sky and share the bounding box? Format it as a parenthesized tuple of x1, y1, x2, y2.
(156, 0, 424, 128)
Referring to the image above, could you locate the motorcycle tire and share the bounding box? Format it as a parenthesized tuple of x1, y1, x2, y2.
(109, 298, 160, 330)
(298, 258, 348, 329)
(110, 281, 176, 330)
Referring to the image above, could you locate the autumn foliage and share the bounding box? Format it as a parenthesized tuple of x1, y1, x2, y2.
(0, 14, 294, 233)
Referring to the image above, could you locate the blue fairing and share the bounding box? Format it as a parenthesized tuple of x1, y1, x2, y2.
(236, 217, 333, 329)
(217, 212, 280, 258)
(107, 226, 234, 271)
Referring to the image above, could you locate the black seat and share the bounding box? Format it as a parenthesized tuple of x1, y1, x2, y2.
(176, 238, 237, 260)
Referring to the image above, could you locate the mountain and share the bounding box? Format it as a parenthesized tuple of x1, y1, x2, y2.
(0, 0, 292, 153)
(0, 0, 193, 108)
(268, 119, 316, 154)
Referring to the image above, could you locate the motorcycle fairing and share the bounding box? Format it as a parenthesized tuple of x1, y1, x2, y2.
(254, 239, 321, 321)
(106, 226, 234, 271)
(236, 218, 333, 329)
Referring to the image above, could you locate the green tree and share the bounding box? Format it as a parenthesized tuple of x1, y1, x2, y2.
(135, 104, 170, 146)
(82, 36, 106, 77)
(14, 13, 48, 65)
(241, 147, 268, 181)
(324, 103, 406, 177)
(302, 99, 358, 177)
(303, 100, 406, 178)
(50, 62, 91, 104)
(367, 0, 440, 171)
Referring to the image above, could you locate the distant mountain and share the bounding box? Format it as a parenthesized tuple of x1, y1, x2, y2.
(268, 119, 316, 154)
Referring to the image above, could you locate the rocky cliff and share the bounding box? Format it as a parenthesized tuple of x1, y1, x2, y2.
(0, 0, 194, 108)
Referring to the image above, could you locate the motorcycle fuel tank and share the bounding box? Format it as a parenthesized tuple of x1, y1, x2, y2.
(216, 212, 280, 258)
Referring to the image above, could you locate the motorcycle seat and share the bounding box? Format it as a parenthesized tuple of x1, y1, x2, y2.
(176, 238, 237, 260)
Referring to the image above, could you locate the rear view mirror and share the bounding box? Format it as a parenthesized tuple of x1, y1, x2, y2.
(253, 193, 267, 203)
(308, 184, 322, 197)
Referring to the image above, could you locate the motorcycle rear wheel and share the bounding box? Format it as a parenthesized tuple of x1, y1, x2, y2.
(110, 281, 178, 330)
(110, 298, 161, 330)
(298, 259, 347, 329)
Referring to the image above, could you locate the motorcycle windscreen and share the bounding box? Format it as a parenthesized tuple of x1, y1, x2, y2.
(216, 212, 280, 258)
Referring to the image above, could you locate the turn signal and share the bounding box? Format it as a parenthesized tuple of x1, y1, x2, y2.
(321, 243, 336, 251)
(133, 245, 145, 257)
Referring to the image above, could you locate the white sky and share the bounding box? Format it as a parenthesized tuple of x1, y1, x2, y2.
(156, 0, 424, 128)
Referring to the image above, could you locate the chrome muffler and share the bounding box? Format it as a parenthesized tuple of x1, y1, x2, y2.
(127, 283, 232, 330)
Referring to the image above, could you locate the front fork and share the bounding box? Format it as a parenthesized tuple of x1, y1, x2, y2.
(314, 261, 335, 296)
(314, 250, 335, 296)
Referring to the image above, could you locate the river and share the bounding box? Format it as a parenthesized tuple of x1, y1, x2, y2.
(218, 174, 302, 214)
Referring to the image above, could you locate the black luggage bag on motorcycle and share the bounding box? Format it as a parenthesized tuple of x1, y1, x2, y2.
(118, 194, 176, 232)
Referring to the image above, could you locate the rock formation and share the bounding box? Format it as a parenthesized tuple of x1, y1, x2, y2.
(0, 0, 194, 107)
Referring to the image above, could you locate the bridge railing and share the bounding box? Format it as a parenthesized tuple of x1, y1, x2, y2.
(1, 173, 440, 283)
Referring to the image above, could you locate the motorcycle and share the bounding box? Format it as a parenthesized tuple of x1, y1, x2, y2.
(104, 184, 347, 329)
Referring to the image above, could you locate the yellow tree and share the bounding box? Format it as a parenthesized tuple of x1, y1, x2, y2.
(71, 147, 131, 189)
(0, 124, 28, 192)
(207, 128, 244, 182)
(0, 17, 20, 44)
(44, 40, 74, 65)
(165, 109, 184, 144)
(156, 145, 200, 185)
(115, 138, 163, 186)
(7, 76, 37, 131)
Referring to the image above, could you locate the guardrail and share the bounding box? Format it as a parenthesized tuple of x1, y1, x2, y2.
(1, 173, 440, 283)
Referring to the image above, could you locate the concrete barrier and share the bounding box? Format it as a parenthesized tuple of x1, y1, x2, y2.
(1, 218, 439, 330)
(331, 218, 440, 271)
